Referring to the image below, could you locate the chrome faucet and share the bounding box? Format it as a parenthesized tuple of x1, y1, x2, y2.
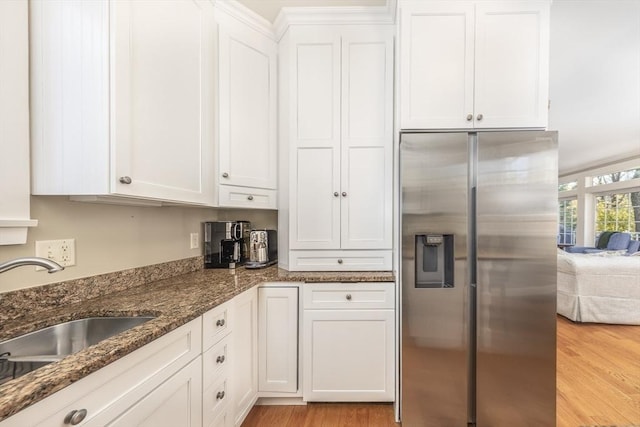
(0, 257, 64, 274)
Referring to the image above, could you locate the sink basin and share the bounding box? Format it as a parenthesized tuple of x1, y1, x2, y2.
(0, 316, 154, 383)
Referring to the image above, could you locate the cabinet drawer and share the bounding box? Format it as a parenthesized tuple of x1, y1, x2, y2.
(218, 186, 276, 209)
(203, 335, 231, 389)
(303, 282, 394, 310)
(203, 301, 232, 351)
(203, 373, 231, 427)
(289, 250, 392, 271)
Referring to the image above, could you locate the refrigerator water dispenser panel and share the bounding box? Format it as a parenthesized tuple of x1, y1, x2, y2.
(415, 234, 454, 288)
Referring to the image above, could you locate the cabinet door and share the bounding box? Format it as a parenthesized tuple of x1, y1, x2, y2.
(341, 26, 394, 250)
(218, 21, 277, 190)
(289, 27, 341, 250)
(111, 0, 215, 205)
(399, 2, 474, 129)
(258, 286, 299, 393)
(232, 287, 258, 426)
(97, 358, 202, 427)
(303, 309, 395, 402)
(474, 2, 550, 128)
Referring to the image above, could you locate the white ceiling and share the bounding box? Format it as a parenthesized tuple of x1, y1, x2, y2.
(235, 0, 386, 22)
(235, 0, 640, 175)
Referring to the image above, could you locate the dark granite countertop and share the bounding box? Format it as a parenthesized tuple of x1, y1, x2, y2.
(0, 261, 394, 421)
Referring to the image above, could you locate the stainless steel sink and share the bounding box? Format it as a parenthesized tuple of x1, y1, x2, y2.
(0, 316, 154, 383)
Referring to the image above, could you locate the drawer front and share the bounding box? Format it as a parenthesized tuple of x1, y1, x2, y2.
(218, 185, 276, 209)
(203, 374, 231, 427)
(203, 335, 231, 389)
(289, 250, 392, 271)
(303, 282, 395, 310)
(203, 301, 232, 351)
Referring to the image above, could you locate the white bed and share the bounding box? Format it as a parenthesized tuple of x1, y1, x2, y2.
(557, 250, 640, 325)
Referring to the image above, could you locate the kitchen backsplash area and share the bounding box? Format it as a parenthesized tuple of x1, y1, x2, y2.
(0, 196, 277, 293)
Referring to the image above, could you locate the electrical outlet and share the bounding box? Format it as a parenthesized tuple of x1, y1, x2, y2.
(190, 233, 199, 249)
(35, 239, 76, 270)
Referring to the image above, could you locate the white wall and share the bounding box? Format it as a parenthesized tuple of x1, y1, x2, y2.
(549, 0, 640, 175)
(0, 197, 276, 292)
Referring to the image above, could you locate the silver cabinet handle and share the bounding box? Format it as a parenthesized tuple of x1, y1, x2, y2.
(216, 318, 225, 327)
(337, 259, 343, 264)
(346, 294, 352, 301)
(64, 409, 87, 425)
(216, 391, 225, 400)
(222, 172, 229, 178)
(334, 192, 339, 197)
(216, 355, 225, 364)
(466, 114, 473, 121)
(119, 176, 132, 184)
(341, 192, 347, 197)
(247, 195, 254, 201)
(476, 114, 483, 121)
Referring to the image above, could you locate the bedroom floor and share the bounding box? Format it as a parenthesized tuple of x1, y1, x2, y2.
(243, 316, 640, 426)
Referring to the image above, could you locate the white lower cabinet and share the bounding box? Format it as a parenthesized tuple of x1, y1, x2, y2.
(1, 281, 395, 426)
(202, 335, 232, 427)
(231, 287, 259, 426)
(302, 282, 395, 402)
(258, 285, 299, 394)
(91, 358, 203, 427)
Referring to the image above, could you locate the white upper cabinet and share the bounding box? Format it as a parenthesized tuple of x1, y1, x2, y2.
(399, 0, 550, 129)
(340, 27, 394, 250)
(279, 23, 394, 271)
(30, 0, 215, 206)
(216, 5, 278, 209)
(0, 0, 37, 244)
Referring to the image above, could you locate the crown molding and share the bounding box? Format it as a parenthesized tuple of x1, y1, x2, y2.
(274, 3, 396, 41)
(214, 0, 276, 40)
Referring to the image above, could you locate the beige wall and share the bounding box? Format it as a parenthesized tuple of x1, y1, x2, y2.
(0, 196, 277, 293)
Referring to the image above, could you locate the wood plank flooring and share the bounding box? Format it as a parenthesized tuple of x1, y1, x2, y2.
(241, 403, 397, 427)
(556, 315, 640, 427)
(242, 316, 640, 426)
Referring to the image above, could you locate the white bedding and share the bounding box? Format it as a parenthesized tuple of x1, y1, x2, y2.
(557, 250, 640, 325)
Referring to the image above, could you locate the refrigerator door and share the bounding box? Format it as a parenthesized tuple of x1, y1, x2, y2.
(475, 131, 557, 426)
(401, 132, 470, 426)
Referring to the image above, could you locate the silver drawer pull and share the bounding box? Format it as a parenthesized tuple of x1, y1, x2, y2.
(337, 259, 343, 264)
(216, 355, 226, 364)
(222, 172, 229, 178)
(216, 391, 226, 400)
(247, 195, 254, 201)
(64, 409, 87, 425)
(346, 294, 352, 301)
(119, 176, 132, 184)
(216, 318, 225, 327)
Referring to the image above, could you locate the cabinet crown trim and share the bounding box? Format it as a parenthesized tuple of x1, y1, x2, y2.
(274, 6, 395, 41)
(214, 0, 276, 40)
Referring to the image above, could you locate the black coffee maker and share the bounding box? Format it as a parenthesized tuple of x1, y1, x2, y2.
(203, 221, 251, 268)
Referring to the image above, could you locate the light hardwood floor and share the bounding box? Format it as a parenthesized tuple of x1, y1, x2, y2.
(556, 315, 640, 427)
(242, 316, 640, 426)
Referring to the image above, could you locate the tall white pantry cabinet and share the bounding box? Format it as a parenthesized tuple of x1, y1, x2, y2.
(278, 24, 394, 271)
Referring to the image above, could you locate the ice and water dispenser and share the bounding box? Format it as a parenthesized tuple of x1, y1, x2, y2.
(414, 234, 454, 288)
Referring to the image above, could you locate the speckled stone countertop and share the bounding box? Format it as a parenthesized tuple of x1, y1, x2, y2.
(0, 259, 394, 421)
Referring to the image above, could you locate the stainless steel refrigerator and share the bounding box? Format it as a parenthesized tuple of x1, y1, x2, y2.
(400, 131, 557, 426)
